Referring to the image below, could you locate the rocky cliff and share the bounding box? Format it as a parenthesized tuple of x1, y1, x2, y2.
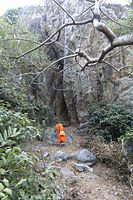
(28, 0, 133, 123)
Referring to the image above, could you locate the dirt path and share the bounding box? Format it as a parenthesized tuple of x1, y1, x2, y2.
(25, 127, 133, 200)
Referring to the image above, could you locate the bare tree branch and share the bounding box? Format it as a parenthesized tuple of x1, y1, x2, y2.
(77, 50, 98, 63)
(80, 4, 95, 16)
(1, 35, 75, 54)
(53, 0, 75, 23)
(29, 54, 78, 85)
(93, 16, 116, 42)
(113, 34, 133, 46)
(86, 0, 95, 3)
(8, 0, 133, 74)
(55, 41, 75, 53)
(56, 62, 78, 74)
(43, 35, 75, 53)
(98, 34, 133, 62)
(104, 46, 128, 60)
(14, 19, 92, 59)
(93, 0, 116, 43)
(103, 60, 119, 72)
(76, 34, 133, 66)
(100, 7, 131, 29)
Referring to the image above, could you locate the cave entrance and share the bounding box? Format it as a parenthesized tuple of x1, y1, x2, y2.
(55, 88, 69, 123)
(44, 42, 70, 123)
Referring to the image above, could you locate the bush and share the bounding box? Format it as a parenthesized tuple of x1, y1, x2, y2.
(83, 134, 131, 185)
(0, 101, 57, 200)
(17, 102, 55, 126)
(0, 102, 39, 146)
(0, 146, 57, 200)
(121, 128, 133, 145)
(87, 102, 133, 141)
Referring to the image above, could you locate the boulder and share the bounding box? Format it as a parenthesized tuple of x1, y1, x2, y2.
(79, 122, 89, 129)
(54, 151, 71, 161)
(33, 161, 47, 172)
(42, 151, 49, 159)
(60, 167, 75, 177)
(72, 149, 96, 163)
(79, 127, 89, 135)
(73, 163, 93, 173)
(43, 129, 73, 144)
(123, 142, 133, 164)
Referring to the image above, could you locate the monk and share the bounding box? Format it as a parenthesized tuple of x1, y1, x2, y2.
(55, 122, 66, 143)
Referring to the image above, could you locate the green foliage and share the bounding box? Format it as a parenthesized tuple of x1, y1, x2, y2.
(18, 101, 55, 126)
(108, 20, 130, 35)
(0, 127, 22, 147)
(108, 8, 133, 36)
(87, 102, 133, 141)
(121, 128, 133, 145)
(0, 102, 39, 144)
(0, 13, 51, 127)
(4, 8, 22, 24)
(33, 104, 55, 125)
(130, 0, 133, 7)
(0, 146, 57, 200)
(0, 101, 57, 199)
(0, 178, 12, 200)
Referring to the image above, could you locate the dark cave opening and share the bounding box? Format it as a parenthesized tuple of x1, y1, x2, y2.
(55, 91, 69, 123)
(54, 62, 70, 123)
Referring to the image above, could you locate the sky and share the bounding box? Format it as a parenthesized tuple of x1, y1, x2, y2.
(0, 0, 44, 15)
(0, 0, 131, 16)
(106, 0, 130, 4)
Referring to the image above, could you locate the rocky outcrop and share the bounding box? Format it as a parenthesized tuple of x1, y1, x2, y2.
(27, 0, 133, 123)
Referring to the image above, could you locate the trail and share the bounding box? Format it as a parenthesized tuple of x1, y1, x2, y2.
(25, 127, 133, 200)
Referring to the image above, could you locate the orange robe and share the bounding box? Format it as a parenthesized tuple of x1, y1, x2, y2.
(55, 123, 66, 143)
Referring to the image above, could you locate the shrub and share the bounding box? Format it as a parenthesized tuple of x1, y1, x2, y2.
(0, 102, 39, 146)
(83, 134, 131, 185)
(121, 128, 133, 145)
(87, 102, 133, 141)
(0, 146, 57, 200)
(17, 102, 55, 126)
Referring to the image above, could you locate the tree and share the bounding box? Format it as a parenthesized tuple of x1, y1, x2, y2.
(0, 0, 133, 122)
(4, 8, 22, 24)
(12, 0, 133, 72)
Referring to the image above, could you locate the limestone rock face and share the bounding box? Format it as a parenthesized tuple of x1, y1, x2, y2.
(28, 0, 133, 122)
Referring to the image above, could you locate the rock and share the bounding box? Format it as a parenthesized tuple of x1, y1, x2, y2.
(79, 127, 89, 135)
(44, 129, 73, 144)
(73, 163, 94, 173)
(86, 162, 95, 167)
(42, 151, 49, 159)
(78, 112, 89, 123)
(26, 1, 133, 124)
(125, 142, 133, 157)
(60, 167, 75, 177)
(122, 141, 133, 163)
(33, 161, 47, 172)
(54, 151, 71, 161)
(73, 128, 80, 135)
(73, 126, 89, 135)
(79, 122, 89, 129)
(72, 149, 96, 163)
